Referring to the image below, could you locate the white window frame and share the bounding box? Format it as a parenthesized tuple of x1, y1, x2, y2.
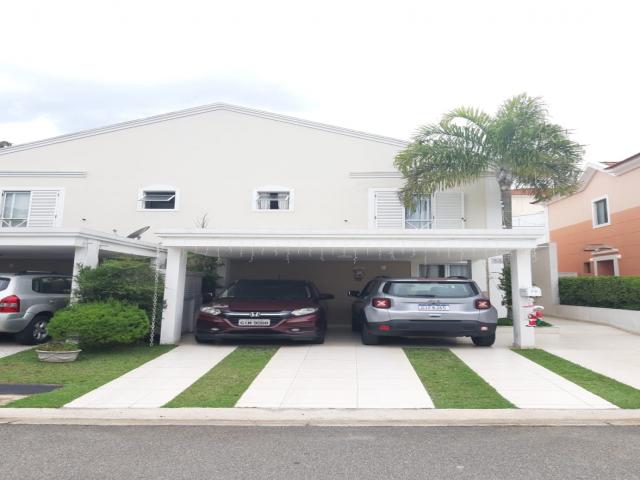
(252, 186, 294, 212)
(591, 194, 610, 228)
(138, 185, 179, 212)
(0, 187, 64, 228)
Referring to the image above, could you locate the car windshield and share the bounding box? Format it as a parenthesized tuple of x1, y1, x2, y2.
(0, 278, 9, 291)
(383, 281, 478, 298)
(220, 280, 312, 300)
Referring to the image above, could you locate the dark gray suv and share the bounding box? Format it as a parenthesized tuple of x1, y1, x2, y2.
(0, 273, 72, 344)
(349, 277, 498, 346)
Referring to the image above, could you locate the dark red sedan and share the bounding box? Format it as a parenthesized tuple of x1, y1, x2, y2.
(195, 279, 334, 344)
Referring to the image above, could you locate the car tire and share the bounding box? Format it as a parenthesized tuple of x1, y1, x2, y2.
(471, 333, 496, 347)
(195, 335, 209, 344)
(309, 331, 326, 344)
(15, 313, 51, 345)
(351, 313, 361, 332)
(360, 318, 380, 345)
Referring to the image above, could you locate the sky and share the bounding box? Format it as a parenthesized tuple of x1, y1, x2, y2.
(1, 0, 639, 163)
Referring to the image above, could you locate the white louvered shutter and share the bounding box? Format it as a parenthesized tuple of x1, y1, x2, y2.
(27, 190, 60, 227)
(433, 192, 464, 229)
(373, 190, 405, 229)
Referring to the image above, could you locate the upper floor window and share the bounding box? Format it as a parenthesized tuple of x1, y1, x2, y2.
(139, 186, 178, 211)
(405, 197, 432, 229)
(592, 196, 610, 227)
(253, 187, 293, 211)
(1, 191, 30, 227)
(0, 189, 62, 228)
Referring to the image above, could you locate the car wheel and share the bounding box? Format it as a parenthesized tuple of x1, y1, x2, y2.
(351, 313, 361, 332)
(471, 333, 496, 347)
(15, 313, 51, 345)
(360, 317, 380, 345)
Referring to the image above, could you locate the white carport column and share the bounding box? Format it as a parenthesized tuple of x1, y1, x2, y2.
(510, 248, 535, 348)
(160, 247, 188, 345)
(70, 240, 100, 302)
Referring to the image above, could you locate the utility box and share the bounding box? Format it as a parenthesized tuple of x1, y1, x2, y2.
(520, 286, 542, 297)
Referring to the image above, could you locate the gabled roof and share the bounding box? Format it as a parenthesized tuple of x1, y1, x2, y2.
(545, 151, 640, 205)
(0, 103, 409, 156)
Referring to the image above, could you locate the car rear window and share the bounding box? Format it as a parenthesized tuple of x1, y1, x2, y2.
(0, 277, 10, 292)
(383, 281, 478, 298)
(221, 280, 312, 300)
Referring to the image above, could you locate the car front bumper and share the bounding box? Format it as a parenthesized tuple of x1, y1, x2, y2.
(195, 312, 322, 341)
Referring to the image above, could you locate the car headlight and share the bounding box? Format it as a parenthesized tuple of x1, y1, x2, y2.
(200, 306, 222, 316)
(290, 307, 318, 317)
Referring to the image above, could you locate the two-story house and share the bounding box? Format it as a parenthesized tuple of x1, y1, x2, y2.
(547, 152, 640, 277)
(0, 103, 544, 346)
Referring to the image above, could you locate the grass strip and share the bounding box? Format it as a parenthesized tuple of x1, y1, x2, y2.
(404, 348, 514, 409)
(0, 345, 174, 408)
(166, 346, 278, 407)
(514, 349, 640, 409)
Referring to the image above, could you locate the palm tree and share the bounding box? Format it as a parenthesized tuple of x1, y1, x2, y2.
(394, 94, 583, 229)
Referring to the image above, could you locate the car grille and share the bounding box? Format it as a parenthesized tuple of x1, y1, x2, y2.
(223, 311, 290, 327)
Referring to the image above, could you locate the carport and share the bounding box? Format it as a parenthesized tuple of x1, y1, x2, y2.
(0, 228, 163, 293)
(157, 228, 545, 348)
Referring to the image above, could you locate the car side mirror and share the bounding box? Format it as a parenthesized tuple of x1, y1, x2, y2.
(202, 291, 215, 304)
(319, 293, 335, 300)
(347, 290, 360, 297)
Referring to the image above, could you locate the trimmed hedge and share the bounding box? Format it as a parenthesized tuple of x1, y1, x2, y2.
(559, 276, 640, 310)
(49, 301, 150, 347)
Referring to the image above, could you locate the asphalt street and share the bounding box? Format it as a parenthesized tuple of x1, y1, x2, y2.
(0, 425, 639, 479)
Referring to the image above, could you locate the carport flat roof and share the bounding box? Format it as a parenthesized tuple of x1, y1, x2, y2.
(156, 228, 545, 261)
(0, 228, 162, 258)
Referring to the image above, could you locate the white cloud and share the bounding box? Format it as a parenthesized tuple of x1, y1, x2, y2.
(0, 0, 639, 161)
(0, 116, 61, 144)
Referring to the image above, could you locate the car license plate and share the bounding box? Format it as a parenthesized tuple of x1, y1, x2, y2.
(418, 304, 450, 311)
(238, 319, 271, 327)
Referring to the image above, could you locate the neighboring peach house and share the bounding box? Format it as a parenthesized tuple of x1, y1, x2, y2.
(547, 152, 640, 276)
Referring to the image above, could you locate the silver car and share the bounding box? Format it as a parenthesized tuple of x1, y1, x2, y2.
(349, 277, 498, 346)
(0, 273, 72, 344)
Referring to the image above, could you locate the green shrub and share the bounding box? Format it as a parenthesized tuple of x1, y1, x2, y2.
(49, 301, 150, 347)
(559, 276, 640, 310)
(74, 257, 162, 321)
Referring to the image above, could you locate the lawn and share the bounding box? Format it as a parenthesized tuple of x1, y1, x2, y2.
(166, 346, 278, 407)
(405, 348, 514, 409)
(0, 345, 174, 408)
(514, 349, 640, 409)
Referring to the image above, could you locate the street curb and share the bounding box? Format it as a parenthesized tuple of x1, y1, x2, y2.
(1, 408, 640, 426)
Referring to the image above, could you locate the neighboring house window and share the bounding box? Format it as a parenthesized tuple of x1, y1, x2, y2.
(592, 196, 610, 227)
(1, 191, 30, 227)
(405, 197, 431, 229)
(0, 189, 62, 228)
(255, 191, 291, 211)
(139, 187, 177, 210)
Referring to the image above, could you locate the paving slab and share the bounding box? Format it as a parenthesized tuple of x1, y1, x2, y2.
(452, 347, 616, 409)
(237, 331, 433, 409)
(0, 341, 31, 360)
(64, 343, 236, 408)
(537, 317, 640, 390)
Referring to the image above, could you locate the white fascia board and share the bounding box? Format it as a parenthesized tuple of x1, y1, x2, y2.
(0, 103, 408, 156)
(0, 171, 87, 178)
(155, 228, 544, 250)
(0, 228, 162, 256)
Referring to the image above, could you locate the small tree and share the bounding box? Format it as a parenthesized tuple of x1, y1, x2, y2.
(498, 265, 512, 316)
(74, 257, 162, 321)
(187, 253, 222, 293)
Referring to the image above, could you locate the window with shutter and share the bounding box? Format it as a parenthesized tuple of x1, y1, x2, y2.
(0, 189, 61, 228)
(372, 189, 405, 229)
(433, 192, 465, 229)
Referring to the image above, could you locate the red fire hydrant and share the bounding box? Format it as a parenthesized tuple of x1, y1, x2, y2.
(527, 305, 545, 327)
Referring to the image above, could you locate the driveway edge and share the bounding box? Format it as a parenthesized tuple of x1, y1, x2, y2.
(1, 408, 640, 426)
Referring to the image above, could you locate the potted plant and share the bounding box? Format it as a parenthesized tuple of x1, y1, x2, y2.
(35, 340, 82, 363)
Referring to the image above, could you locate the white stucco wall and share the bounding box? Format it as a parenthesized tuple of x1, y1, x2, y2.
(0, 108, 500, 239)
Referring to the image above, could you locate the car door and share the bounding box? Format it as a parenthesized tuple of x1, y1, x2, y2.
(32, 276, 72, 311)
(353, 279, 377, 318)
